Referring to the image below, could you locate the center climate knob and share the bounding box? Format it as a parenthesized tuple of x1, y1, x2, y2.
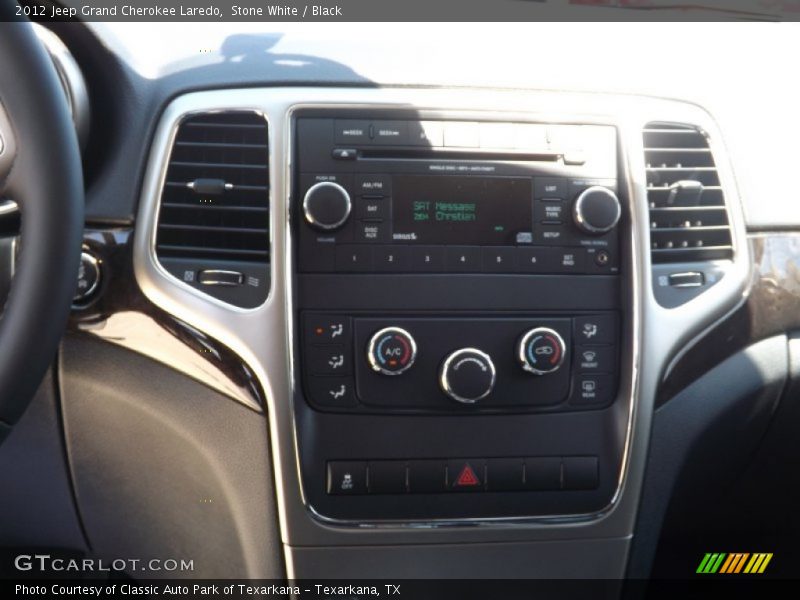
(518, 327, 566, 375)
(367, 327, 417, 376)
(439, 348, 496, 404)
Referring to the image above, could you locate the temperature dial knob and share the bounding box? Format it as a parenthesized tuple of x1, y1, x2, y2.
(367, 327, 417, 376)
(303, 181, 351, 231)
(573, 186, 621, 235)
(439, 348, 496, 404)
(518, 327, 566, 375)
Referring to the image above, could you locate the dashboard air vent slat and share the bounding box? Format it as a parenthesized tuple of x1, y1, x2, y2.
(156, 112, 269, 263)
(643, 123, 733, 264)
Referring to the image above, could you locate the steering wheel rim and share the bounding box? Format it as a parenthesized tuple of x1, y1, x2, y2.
(0, 18, 84, 442)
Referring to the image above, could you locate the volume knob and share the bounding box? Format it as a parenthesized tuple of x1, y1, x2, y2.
(573, 186, 621, 235)
(303, 181, 351, 231)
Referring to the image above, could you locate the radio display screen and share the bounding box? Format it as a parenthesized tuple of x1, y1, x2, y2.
(391, 175, 533, 244)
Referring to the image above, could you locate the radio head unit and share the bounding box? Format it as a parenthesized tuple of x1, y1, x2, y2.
(292, 111, 626, 520)
(295, 113, 620, 276)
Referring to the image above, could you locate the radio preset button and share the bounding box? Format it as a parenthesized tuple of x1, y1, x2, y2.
(335, 245, 373, 272)
(440, 348, 496, 404)
(482, 247, 516, 272)
(374, 246, 411, 272)
(367, 327, 418, 376)
(518, 327, 566, 375)
(445, 246, 481, 271)
(515, 247, 548, 273)
(411, 246, 445, 272)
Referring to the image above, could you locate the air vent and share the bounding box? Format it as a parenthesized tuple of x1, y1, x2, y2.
(155, 111, 270, 308)
(643, 123, 733, 263)
(156, 112, 269, 263)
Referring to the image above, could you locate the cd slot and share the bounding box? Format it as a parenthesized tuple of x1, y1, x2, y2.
(358, 148, 562, 162)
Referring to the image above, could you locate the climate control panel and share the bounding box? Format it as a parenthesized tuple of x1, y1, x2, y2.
(302, 313, 619, 414)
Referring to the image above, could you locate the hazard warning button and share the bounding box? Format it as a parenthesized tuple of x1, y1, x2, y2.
(448, 459, 485, 492)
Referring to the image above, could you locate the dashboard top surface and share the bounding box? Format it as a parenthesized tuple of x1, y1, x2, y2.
(81, 22, 800, 230)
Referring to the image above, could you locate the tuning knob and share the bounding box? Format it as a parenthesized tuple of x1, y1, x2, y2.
(439, 348, 496, 404)
(518, 327, 566, 375)
(573, 186, 621, 235)
(303, 181, 351, 230)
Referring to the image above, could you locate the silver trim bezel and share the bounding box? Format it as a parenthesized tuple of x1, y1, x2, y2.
(439, 347, 497, 404)
(133, 88, 749, 557)
(146, 108, 271, 313)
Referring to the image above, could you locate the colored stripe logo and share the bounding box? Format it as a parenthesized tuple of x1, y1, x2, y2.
(696, 552, 773, 574)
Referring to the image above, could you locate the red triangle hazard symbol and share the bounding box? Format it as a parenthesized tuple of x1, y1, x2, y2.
(455, 464, 480, 487)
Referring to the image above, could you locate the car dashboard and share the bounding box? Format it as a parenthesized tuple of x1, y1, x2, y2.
(2, 22, 800, 583)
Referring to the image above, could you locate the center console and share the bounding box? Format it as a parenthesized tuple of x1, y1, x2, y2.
(135, 87, 750, 577)
(293, 111, 628, 521)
